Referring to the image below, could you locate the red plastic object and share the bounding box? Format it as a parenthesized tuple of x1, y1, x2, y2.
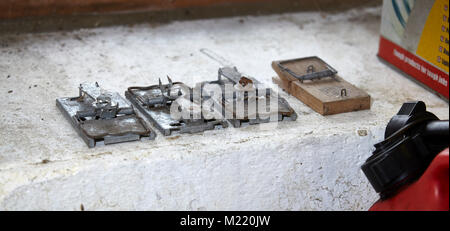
(369, 148, 449, 211)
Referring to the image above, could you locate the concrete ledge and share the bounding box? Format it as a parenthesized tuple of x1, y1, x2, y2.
(0, 128, 384, 210)
(0, 6, 448, 210)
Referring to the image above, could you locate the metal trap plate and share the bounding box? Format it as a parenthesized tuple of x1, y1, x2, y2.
(125, 78, 228, 136)
(200, 67, 297, 128)
(275, 56, 337, 82)
(56, 83, 156, 148)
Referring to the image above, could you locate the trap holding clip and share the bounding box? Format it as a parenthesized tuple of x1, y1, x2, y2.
(56, 82, 156, 148)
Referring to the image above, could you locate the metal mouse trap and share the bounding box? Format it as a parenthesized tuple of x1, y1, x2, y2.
(125, 77, 228, 136)
(56, 83, 156, 148)
(272, 56, 371, 115)
(200, 66, 297, 128)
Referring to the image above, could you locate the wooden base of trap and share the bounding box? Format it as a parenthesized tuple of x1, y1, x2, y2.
(272, 74, 371, 116)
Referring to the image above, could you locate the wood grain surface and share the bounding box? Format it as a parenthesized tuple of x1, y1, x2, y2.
(272, 60, 371, 115)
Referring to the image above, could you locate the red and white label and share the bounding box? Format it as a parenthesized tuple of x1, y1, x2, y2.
(378, 36, 449, 99)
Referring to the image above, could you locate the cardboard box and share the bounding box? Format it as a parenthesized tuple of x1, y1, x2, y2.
(378, 0, 449, 99)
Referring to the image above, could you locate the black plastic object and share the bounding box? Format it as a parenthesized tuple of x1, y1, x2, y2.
(361, 101, 449, 199)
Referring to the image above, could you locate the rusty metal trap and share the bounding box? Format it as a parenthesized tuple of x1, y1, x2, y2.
(56, 82, 156, 148)
(199, 66, 297, 128)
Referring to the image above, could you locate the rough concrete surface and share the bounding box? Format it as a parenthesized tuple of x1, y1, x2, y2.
(0, 6, 448, 210)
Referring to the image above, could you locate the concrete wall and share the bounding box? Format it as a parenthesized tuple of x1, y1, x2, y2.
(1, 0, 378, 19)
(0, 0, 381, 34)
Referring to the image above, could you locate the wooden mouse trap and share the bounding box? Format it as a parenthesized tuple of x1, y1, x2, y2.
(272, 56, 371, 115)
